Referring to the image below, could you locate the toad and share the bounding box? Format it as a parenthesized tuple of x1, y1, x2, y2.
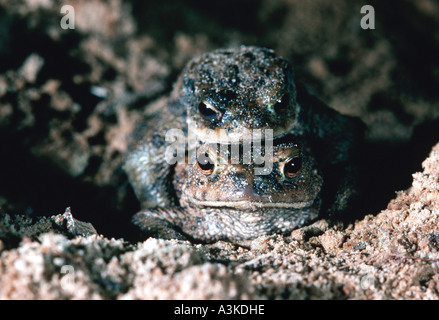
(132, 138, 323, 242)
(124, 46, 362, 241)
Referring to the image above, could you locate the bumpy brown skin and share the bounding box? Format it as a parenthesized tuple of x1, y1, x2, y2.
(178, 46, 300, 143)
(124, 46, 363, 242)
(133, 139, 323, 242)
(125, 46, 301, 208)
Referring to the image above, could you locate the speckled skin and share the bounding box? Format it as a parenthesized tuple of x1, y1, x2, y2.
(124, 46, 362, 242)
(179, 46, 300, 143)
(132, 139, 323, 242)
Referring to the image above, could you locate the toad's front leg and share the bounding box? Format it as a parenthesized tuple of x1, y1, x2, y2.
(132, 208, 191, 241)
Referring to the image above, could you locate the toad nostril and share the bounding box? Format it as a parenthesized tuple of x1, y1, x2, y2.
(231, 172, 254, 195)
(239, 175, 267, 198)
(243, 184, 257, 197)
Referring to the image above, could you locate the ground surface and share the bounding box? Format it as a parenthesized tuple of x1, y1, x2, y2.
(1, 0, 439, 299)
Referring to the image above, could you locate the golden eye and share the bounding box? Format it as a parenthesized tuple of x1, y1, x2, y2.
(197, 152, 215, 175)
(283, 156, 302, 178)
(198, 100, 220, 120)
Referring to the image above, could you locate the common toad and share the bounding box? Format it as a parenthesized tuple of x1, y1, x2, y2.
(132, 138, 323, 242)
(124, 46, 362, 242)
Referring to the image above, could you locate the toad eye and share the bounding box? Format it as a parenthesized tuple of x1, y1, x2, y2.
(273, 93, 289, 114)
(197, 152, 215, 175)
(283, 156, 302, 178)
(198, 100, 221, 120)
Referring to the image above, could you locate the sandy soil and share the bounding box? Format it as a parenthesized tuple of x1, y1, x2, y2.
(1, 0, 439, 299)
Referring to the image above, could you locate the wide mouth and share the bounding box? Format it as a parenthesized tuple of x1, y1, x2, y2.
(185, 198, 315, 209)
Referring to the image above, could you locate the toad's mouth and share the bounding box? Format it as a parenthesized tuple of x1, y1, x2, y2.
(186, 198, 315, 210)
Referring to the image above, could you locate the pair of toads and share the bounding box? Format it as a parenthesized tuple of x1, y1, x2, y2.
(124, 46, 362, 243)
